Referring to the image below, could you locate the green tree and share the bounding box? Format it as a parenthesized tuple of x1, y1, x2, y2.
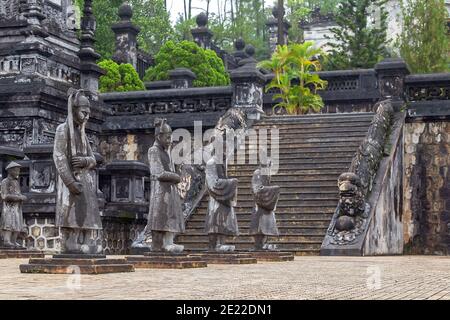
(397, 0, 449, 73)
(144, 40, 230, 87)
(286, 0, 342, 43)
(98, 59, 145, 93)
(325, 0, 389, 70)
(258, 42, 327, 114)
(75, 0, 172, 59)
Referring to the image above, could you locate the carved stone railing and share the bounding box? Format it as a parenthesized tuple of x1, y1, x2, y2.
(321, 100, 405, 255)
(405, 73, 450, 120)
(100, 86, 233, 116)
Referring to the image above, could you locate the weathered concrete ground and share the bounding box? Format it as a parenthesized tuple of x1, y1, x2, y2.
(1, 256, 450, 300)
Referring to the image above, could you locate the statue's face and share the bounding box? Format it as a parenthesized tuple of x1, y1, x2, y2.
(73, 104, 90, 125)
(8, 167, 20, 179)
(157, 132, 172, 149)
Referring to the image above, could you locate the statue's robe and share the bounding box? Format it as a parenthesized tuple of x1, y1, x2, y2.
(0, 177, 24, 232)
(146, 142, 184, 233)
(54, 122, 101, 230)
(205, 158, 239, 236)
(249, 168, 280, 236)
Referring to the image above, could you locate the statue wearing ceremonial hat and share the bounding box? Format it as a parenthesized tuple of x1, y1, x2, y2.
(53, 89, 102, 254)
(1, 162, 27, 248)
(250, 158, 280, 251)
(145, 118, 185, 253)
(205, 130, 239, 252)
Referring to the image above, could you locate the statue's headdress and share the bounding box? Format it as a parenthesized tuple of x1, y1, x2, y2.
(67, 88, 90, 156)
(5, 161, 22, 171)
(154, 118, 172, 135)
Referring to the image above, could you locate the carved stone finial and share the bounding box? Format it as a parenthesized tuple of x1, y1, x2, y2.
(245, 44, 256, 58)
(118, 2, 133, 21)
(196, 12, 208, 27)
(234, 38, 245, 52)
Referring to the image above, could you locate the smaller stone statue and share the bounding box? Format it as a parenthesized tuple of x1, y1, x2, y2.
(1, 162, 27, 248)
(249, 160, 280, 251)
(145, 118, 185, 253)
(205, 139, 239, 252)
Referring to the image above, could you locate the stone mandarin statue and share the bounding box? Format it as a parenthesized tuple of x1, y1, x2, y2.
(53, 89, 102, 254)
(0, 162, 27, 248)
(250, 160, 280, 251)
(145, 118, 185, 253)
(205, 135, 239, 252)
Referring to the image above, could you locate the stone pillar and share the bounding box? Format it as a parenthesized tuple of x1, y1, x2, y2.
(168, 68, 196, 89)
(78, 0, 105, 99)
(229, 45, 266, 120)
(191, 12, 214, 50)
(375, 58, 411, 111)
(111, 2, 141, 68)
(266, 6, 291, 55)
(19, 0, 49, 42)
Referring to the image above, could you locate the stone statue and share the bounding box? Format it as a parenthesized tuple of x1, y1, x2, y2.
(205, 141, 239, 252)
(53, 89, 102, 254)
(249, 160, 280, 251)
(0, 162, 27, 248)
(145, 118, 184, 253)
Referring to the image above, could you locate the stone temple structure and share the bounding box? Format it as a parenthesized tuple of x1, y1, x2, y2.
(0, 2, 449, 258)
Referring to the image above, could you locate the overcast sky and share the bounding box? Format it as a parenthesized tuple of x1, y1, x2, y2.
(166, 0, 231, 24)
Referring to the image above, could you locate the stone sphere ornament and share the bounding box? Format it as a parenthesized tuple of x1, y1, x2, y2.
(196, 12, 208, 27)
(118, 2, 133, 21)
(335, 216, 356, 232)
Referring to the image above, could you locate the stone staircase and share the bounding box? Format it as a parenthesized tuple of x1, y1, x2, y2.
(177, 112, 375, 255)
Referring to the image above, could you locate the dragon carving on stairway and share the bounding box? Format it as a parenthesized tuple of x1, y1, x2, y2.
(326, 100, 394, 246)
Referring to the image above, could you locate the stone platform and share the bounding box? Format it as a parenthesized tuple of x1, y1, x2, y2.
(19, 254, 135, 274)
(188, 252, 257, 264)
(245, 251, 295, 262)
(126, 253, 207, 269)
(0, 247, 44, 259)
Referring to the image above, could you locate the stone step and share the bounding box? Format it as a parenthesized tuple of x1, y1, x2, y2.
(187, 219, 331, 228)
(246, 131, 368, 139)
(189, 211, 336, 222)
(180, 241, 323, 251)
(259, 113, 374, 123)
(254, 121, 373, 130)
(183, 227, 328, 236)
(240, 147, 359, 156)
(177, 234, 325, 244)
(235, 188, 339, 196)
(242, 137, 365, 146)
(232, 182, 339, 189)
(228, 163, 349, 171)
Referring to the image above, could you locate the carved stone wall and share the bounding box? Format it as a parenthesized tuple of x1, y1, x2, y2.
(403, 121, 450, 254)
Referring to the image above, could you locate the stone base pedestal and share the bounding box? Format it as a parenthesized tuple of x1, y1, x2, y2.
(247, 251, 295, 262)
(19, 254, 135, 274)
(188, 252, 257, 264)
(126, 252, 207, 269)
(0, 247, 44, 259)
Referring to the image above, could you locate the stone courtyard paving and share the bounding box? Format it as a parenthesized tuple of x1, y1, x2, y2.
(1, 255, 450, 300)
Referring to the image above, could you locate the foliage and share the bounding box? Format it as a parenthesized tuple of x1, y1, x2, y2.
(143, 40, 230, 87)
(258, 42, 327, 115)
(75, 0, 172, 59)
(286, 0, 342, 43)
(325, 0, 389, 70)
(396, 0, 449, 74)
(98, 59, 145, 93)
